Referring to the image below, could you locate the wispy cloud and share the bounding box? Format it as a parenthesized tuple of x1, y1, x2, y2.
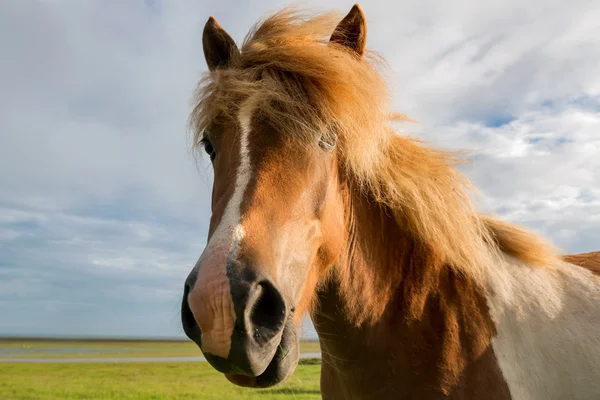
(0, 0, 599, 338)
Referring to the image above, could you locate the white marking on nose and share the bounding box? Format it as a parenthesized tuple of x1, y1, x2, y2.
(204, 96, 255, 256)
(187, 97, 257, 359)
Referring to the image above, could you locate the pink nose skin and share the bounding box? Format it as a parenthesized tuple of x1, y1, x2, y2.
(186, 258, 237, 359)
(182, 252, 289, 377)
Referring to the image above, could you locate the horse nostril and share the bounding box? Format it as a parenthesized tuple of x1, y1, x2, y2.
(247, 280, 287, 344)
(181, 281, 202, 347)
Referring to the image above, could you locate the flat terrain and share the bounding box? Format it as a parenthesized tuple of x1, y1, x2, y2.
(0, 339, 321, 359)
(0, 360, 321, 400)
(0, 339, 322, 399)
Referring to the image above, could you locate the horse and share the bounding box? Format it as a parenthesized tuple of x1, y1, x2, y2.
(563, 251, 600, 274)
(180, 4, 600, 399)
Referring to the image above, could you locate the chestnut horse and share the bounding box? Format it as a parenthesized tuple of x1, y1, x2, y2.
(180, 4, 600, 399)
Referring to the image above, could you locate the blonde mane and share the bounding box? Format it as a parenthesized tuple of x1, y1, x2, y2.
(190, 7, 560, 288)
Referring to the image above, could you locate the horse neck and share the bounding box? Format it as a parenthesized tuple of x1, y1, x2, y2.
(311, 175, 511, 398)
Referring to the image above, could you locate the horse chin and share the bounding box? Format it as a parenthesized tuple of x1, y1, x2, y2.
(225, 317, 299, 388)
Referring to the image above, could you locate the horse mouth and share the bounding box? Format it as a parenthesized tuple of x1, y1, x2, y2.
(225, 316, 299, 388)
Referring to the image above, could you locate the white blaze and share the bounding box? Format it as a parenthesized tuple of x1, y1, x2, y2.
(202, 97, 255, 260)
(190, 97, 255, 358)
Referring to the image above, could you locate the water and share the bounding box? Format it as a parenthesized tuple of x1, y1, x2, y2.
(0, 345, 173, 357)
(0, 346, 125, 356)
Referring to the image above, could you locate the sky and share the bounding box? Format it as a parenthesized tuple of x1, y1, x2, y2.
(0, 0, 598, 339)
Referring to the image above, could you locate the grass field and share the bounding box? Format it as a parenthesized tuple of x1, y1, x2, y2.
(0, 339, 321, 359)
(0, 339, 322, 399)
(0, 360, 321, 399)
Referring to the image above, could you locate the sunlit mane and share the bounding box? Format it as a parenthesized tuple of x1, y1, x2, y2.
(189, 7, 560, 297)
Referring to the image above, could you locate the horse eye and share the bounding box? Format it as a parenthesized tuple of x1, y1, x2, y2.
(318, 132, 337, 153)
(201, 138, 216, 161)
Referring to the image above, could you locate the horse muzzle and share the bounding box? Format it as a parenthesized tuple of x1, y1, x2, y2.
(181, 263, 299, 387)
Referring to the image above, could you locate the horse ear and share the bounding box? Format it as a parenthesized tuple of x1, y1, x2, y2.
(329, 4, 367, 57)
(202, 16, 240, 71)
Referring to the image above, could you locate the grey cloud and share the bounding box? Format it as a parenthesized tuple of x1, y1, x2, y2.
(0, 0, 598, 338)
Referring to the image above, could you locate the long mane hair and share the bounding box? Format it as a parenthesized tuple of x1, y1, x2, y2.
(189, 8, 560, 324)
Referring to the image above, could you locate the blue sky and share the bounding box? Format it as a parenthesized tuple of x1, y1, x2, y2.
(1, 0, 599, 339)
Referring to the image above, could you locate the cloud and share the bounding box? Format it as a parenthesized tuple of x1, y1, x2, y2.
(0, 203, 204, 337)
(426, 101, 600, 253)
(0, 0, 598, 339)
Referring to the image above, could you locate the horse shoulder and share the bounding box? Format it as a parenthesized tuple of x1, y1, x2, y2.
(483, 254, 600, 400)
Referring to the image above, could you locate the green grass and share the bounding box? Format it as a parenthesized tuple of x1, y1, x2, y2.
(0, 340, 322, 399)
(0, 360, 322, 400)
(0, 340, 321, 359)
